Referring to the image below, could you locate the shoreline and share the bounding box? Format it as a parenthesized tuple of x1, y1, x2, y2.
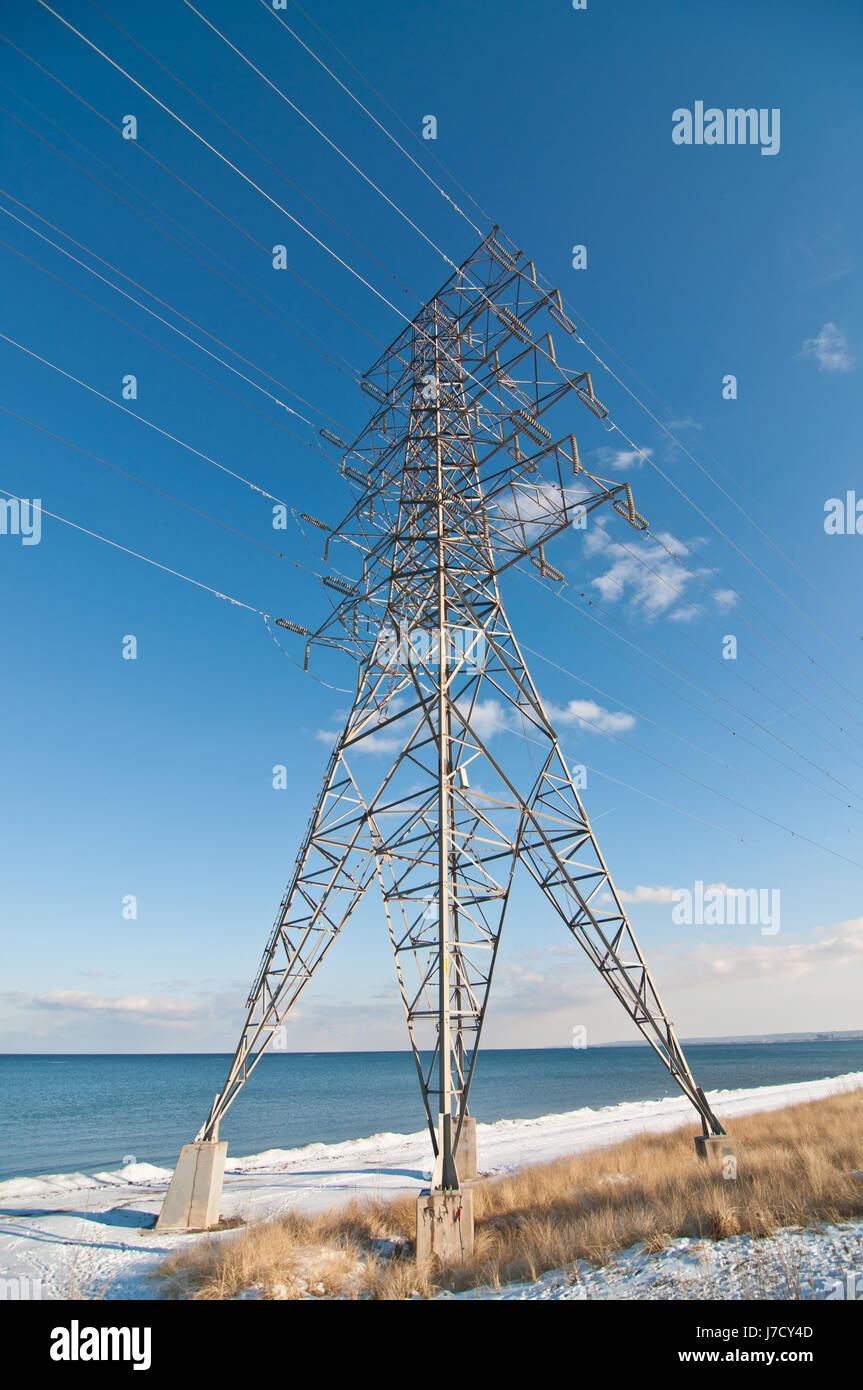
(0, 1068, 861, 1300)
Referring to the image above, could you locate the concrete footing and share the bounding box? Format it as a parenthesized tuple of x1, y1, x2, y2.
(456, 1116, 478, 1181)
(155, 1141, 227, 1230)
(695, 1134, 738, 1173)
(416, 1187, 474, 1262)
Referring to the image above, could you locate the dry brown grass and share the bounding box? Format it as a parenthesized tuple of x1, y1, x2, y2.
(154, 1087, 863, 1300)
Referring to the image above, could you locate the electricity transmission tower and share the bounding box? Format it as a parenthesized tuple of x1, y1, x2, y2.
(158, 227, 729, 1246)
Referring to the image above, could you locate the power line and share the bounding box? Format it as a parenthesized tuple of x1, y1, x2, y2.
(83, 0, 422, 308)
(0, 197, 352, 449)
(16, 2, 861, 876)
(468, 630, 861, 864)
(517, 573, 863, 818)
(576, 761, 784, 855)
(258, 0, 485, 237)
(0, 33, 383, 355)
(586, 511, 863, 755)
(184, 1, 466, 285)
(0, 481, 354, 693)
(19, 207, 845, 807)
(516, 640, 863, 871)
(260, 4, 863, 704)
(0, 217, 325, 449)
(578, 401, 863, 724)
(38, 1, 413, 324)
(0, 65, 363, 377)
(0, 42, 630, 620)
(639, 512, 863, 739)
(533, 637, 862, 813)
(561, 343, 861, 695)
(477, 693, 783, 853)
(525, 561, 863, 796)
(14, 38, 857, 791)
(149, 3, 582, 432)
(0, 487, 271, 616)
(285, 0, 494, 235)
(29, 6, 503, 423)
(564, 310, 863, 649)
(0, 330, 288, 506)
(0, 403, 327, 580)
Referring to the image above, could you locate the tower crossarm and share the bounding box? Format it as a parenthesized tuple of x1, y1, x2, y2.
(276, 227, 653, 669)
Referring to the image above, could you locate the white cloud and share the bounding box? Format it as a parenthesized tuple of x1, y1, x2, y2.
(481, 917, 863, 1047)
(315, 696, 412, 754)
(551, 698, 635, 736)
(800, 323, 854, 372)
(668, 917, 863, 988)
(590, 446, 652, 472)
(617, 885, 678, 904)
(585, 527, 691, 621)
(30, 990, 204, 1026)
(457, 697, 515, 741)
(314, 727, 406, 753)
(712, 588, 738, 611)
(654, 421, 704, 463)
(315, 695, 519, 755)
(492, 960, 602, 1015)
(583, 526, 732, 624)
(580, 883, 751, 907)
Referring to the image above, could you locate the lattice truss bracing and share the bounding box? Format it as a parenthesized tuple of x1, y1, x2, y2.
(198, 229, 724, 1172)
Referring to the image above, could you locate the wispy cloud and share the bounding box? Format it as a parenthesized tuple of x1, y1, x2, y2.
(477, 917, 863, 1046)
(667, 917, 863, 987)
(590, 445, 651, 472)
(315, 696, 412, 754)
(790, 229, 855, 290)
(29, 990, 205, 1026)
(493, 960, 602, 1014)
(583, 527, 735, 624)
(315, 726, 405, 754)
(616, 885, 678, 904)
(549, 697, 635, 736)
(712, 588, 738, 612)
(658, 419, 702, 463)
(800, 323, 854, 372)
(457, 697, 515, 741)
(316, 695, 522, 755)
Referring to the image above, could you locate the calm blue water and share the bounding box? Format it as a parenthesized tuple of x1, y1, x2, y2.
(1, 1042, 861, 1182)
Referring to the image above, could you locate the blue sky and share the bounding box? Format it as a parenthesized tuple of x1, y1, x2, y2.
(1, 0, 861, 1053)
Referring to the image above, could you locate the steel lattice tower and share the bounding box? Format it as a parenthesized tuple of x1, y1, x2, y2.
(158, 228, 729, 1242)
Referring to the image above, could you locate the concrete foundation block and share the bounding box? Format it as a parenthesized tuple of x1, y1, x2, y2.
(456, 1116, 478, 1182)
(695, 1135, 738, 1175)
(416, 1186, 474, 1262)
(155, 1141, 227, 1230)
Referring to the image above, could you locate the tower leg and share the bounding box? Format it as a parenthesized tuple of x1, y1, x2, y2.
(695, 1134, 738, 1170)
(416, 1186, 474, 1263)
(431, 1113, 460, 1190)
(456, 1115, 478, 1181)
(155, 1140, 227, 1231)
(156, 745, 378, 1230)
(515, 738, 729, 1141)
(421, 1112, 476, 1259)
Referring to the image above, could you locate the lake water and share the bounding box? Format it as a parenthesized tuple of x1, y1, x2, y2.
(2, 1040, 862, 1181)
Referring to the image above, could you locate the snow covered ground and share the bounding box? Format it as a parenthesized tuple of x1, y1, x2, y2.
(1, 1069, 860, 1302)
(449, 1223, 863, 1300)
